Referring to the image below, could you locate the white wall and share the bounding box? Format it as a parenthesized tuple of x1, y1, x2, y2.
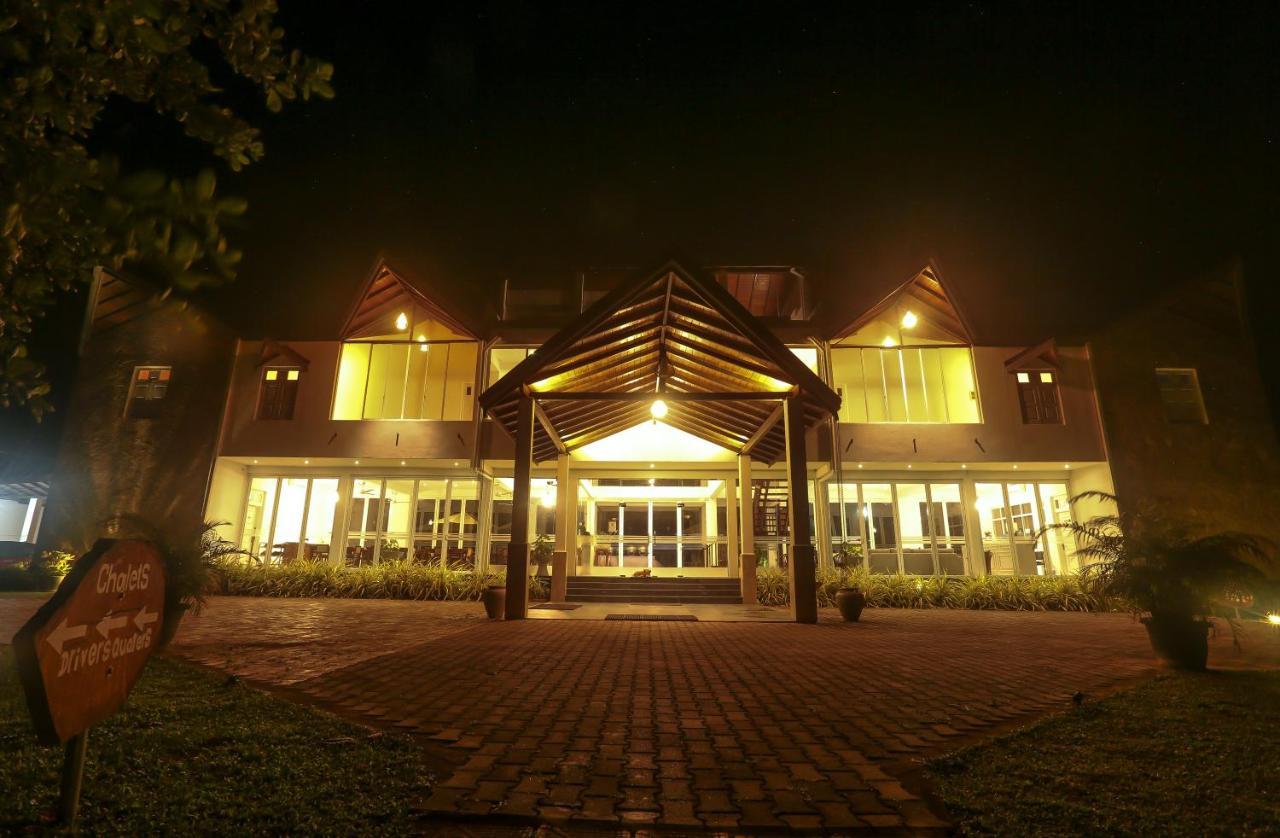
(205, 458, 249, 543)
(0, 499, 28, 541)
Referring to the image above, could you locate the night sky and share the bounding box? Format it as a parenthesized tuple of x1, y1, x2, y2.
(5, 1, 1278, 469)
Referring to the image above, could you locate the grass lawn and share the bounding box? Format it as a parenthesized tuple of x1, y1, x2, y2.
(928, 670, 1280, 836)
(0, 647, 439, 834)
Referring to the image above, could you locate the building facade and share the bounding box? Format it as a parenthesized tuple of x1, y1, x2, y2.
(46, 257, 1280, 585)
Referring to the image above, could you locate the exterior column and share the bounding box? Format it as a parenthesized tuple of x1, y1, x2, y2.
(551, 454, 571, 602)
(737, 455, 756, 604)
(505, 394, 534, 620)
(813, 476, 831, 569)
(725, 475, 739, 576)
(784, 398, 818, 623)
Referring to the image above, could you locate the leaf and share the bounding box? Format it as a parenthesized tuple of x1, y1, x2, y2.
(265, 89, 282, 113)
(194, 170, 216, 201)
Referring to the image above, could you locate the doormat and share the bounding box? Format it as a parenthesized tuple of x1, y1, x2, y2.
(531, 603, 582, 611)
(604, 614, 698, 621)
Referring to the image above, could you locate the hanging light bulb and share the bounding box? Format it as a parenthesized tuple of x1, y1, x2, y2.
(650, 399, 668, 420)
(901, 310, 919, 329)
(541, 481, 556, 508)
(395, 312, 408, 331)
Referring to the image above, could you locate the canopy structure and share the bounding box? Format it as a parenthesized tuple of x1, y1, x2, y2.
(480, 261, 840, 464)
(480, 260, 840, 624)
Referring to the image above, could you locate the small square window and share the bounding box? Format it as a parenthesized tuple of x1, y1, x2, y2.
(1155, 368, 1207, 424)
(127, 366, 171, 419)
(1039, 372, 1053, 383)
(1016, 372, 1030, 383)
(258, 367, 300, 420)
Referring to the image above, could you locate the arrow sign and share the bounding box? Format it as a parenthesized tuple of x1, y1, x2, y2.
(94, 614, 129, 639)
(45, 619, 87, 654)
(133, 606, 158, 631)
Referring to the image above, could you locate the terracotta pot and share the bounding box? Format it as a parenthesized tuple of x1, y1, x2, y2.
(482, 586, 507, 620)
(835, 588, 866, 622)
(1141, 615, 1210, 670)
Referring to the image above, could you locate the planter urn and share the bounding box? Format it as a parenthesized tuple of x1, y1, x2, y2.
(835, 588, 866, 622)
(1141, 614, 1210, 670)
(482, 585, 506, 620)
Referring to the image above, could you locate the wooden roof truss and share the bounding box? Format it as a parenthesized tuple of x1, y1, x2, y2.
(481, 261, 840, 464)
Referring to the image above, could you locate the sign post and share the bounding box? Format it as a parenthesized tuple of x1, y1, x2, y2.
(12, 539, 166, 825)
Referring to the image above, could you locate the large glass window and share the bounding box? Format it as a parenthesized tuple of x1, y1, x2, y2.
(975, 481, 1072, 576)
(332, 340, 479, 420)
(488, 346, 536, 388)
(828, 481, 970, 575)
(241, 476, 341, 564)
(831, 347, 979, 423)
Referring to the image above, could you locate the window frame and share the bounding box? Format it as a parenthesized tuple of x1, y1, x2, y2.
(125, 365, 172, 419)
(1155, 367, 1208, 424)
(830, 344, 982, 424)
(1014, 369, 1063, 425)
(257, 366, 301, 420)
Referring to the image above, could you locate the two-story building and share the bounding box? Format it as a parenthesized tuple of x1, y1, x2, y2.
(42, 254, 1280, 607)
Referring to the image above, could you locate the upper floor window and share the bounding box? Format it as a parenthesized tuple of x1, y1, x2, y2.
(1155, 368, 1207, 424)
(258, 368, 300, 420)
(488, 346, 537, 388)
(1016, 371, 1061, 425)
(127, 366, 170, 419)
(831, 346, 980, 423)
(332, 308, 478, 420)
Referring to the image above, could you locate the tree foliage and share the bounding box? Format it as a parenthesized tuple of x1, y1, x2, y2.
(0, 0, 334, 416)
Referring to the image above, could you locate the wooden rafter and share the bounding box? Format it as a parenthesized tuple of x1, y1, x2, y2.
(479, 260, 840, 459)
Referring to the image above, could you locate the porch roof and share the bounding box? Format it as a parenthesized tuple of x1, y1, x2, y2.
(479, 261, 840, 464)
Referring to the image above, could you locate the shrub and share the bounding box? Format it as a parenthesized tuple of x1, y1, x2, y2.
(0, 551, 73, 592)
(757, 566, 1119, 612)
(213, 560, 550, 603)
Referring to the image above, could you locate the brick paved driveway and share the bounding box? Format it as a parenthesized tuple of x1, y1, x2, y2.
(5, 595, 1276, 832)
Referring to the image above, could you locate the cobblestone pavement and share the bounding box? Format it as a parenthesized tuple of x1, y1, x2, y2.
(5, 595, 1278, 832)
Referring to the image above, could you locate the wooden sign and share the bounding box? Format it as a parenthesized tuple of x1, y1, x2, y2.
(13, 540, 166, 745)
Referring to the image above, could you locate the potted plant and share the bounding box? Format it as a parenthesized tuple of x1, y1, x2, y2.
(530, 533, 553, 578)
(835, 583, 866, 622)
(1041, 493, 1275, 670)
(481, 581, 506, 620)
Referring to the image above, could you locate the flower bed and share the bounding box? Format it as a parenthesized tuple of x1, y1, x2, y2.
(214, 560, 549, 602)
(757, 566, 1120, 611)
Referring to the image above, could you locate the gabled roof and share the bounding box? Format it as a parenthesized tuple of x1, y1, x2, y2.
(480, 261, 840, 464)
(830, 264, 974, 344)
(340, 257, 480, 340)
(258, 339, 311, 371)
(1004, 338, 1059, 372)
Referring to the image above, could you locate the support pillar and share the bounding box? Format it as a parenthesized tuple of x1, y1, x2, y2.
(738, 455, 756, 604)
(725, 475, 739, 576)
(551, 454, 571, 602)
(505, 394, 534, 620)
(784, 398, 818, 623)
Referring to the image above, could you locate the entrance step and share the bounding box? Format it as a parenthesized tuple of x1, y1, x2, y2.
(566, 576, 742, 605)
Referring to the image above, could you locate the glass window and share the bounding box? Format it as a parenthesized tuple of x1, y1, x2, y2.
(1039, 483, 1075, 575)
(680, 504, 703, 537)
(652, 505, 678, 537)
(974, 483, 1012, 576)
(895, 483, 933, 575)
(127, 366, 171, 419)
(332, 340, 478, 420)
(788, 346, 819, 374)
(489, 347, 535, 388)
(597, 503, 620, 537)
(346, 478, 383, 565)
(930, 484, 966, 574)
(623, 503, 648, 538)
(303, 479, 339, 561)
(862, 484, 897, 573)
(1155, 368, 1207, 424)
(270, 477, 309, 563)
(241, 477, 278, 563)
(831, 347, 979, 423)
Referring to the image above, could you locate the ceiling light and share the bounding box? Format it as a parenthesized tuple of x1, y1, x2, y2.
(395, 312, 408, 331)
(906, 464, 912, 469)
(541, 481, 556, 508)
(901, 310, 919, 329)
(1013, 464, 1019, 469)
(400, 460, 406, 466)
(252, 459, 258, 464)
(650, 399, 668, 420)
(857, 463, 863, 469)
(304, 459, 310, 465)
(1267, 614, 1280, 626)
(881, 336, 897, 348)
(417, 335, 428, 352)
(649, 463, 655, 469)
(1064, 464, 1071, 469)
(648, 478, 656, 486)
(354, 460, 360, 465)
(961, 464, 968, 469)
